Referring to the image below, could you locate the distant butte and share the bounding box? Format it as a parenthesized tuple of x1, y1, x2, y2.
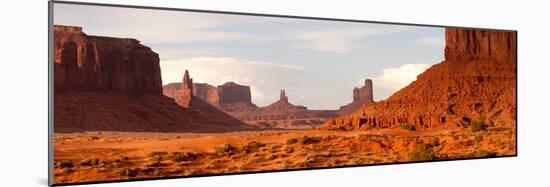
(163, 73, 258, 112)
(338, 79, 374, 115)
(263, 89, 307, 111)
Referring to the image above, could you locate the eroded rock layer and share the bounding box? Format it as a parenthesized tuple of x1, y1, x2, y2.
(163, 81, 258, 112)
(54, 25, 162, 94)
(54, 25, 253, 132)
(324, 28, 516, 131)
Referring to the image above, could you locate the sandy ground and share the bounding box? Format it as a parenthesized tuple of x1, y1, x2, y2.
(53, 127, 516, 184)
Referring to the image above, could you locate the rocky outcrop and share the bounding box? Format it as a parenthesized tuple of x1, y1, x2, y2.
(324, 28, 516, 131)
(339, 79, 374, 114)
(54, 25, 162, 94)
(164, 81, 339, 129)
(234, 89, 338, 129)
(218, 82, 252, 104)
(193, 83, 219, 105)
(175, 70, 193, 108)
(445, 28, 516, 63)
(163, 74, 258, 112)
(263, 89, 307, 111)
(54, 25, 254, 132)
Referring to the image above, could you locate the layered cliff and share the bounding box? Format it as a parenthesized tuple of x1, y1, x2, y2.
(324, 28, 516, 131)
(163, 76, 258, 112)
(54, 25, 162, 94)
(54, 25, 253, 132)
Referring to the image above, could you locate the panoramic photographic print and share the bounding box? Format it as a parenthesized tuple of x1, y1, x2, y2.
(51, 2, 517, 185)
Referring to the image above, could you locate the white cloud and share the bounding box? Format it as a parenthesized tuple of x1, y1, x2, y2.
(416, 36, 444, 47)
(372, 63, 433, 91)
(291, 27, 405, 53)
(160, 57, 305, 106)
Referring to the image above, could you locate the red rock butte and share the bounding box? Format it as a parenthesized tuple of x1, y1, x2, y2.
(54, 25, 162, 95)
(163, 74, 258, 112)
(324, 28, 517, 131)
(54, 25, 254, 133)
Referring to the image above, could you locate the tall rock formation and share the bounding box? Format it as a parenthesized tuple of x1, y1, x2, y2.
(324, 28, 516, 131)
(175, 70, 193, 108)
(54, 25, 162, 94)
(163, 78, 257, 112)
(339, 79, 374, 114)
(54, 25, 253, 133)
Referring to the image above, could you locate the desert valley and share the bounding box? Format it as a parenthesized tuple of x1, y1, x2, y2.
(52, 25, 516, 184)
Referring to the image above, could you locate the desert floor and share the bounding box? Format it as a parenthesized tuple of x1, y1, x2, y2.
(53, 127, 516, 184)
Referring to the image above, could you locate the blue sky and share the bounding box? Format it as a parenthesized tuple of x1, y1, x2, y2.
(54, 3, 444, 110)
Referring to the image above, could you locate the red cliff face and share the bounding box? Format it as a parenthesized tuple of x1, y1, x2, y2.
(324, 28, 516, 131)
(163, 77, 257, 112)
(445, 28, 516, 63)
(217, 82, 253, 104)
(54, 25, 162, 94)
(54, 26, 254, 133)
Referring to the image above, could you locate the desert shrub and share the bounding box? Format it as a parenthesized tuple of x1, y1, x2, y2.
(79, 158, 102, 166)
(306, 156, 316, 163)
(152, 170, 162, 176)
(241, 141, 266, 153)
(227, 166, 238, 171)
(57, 160, 74, 168)
(61, 167, 72, 174)
(297, 156, 316, 167)
(118, 168, 140, 177)
(281, 160, 293, 168)
(400, 123, 416, 131)
(470, 117, 487, 132)
(139, 167, 154, 174)
(168, 167, 183, 174)
(475, 150, 496, 157)
(408, 143, 436, 161)
(247, 141, 266, 148)
(206, 163, 217, 169)
(215, 143, 236, 156)
(88, 136, 100, 140)
(111, 162, 122, 168)
(147, 151, 168, 158)
(285, 138, 298, 145)
(326, 159, 339, 166)
(475, 135, 484, 143)
(96, 167, 107, 173)
(172, 152, 198, 162)
(145, 160, 163, 167)
(470, 121, 485, 132)
(283, 145, 294, 154)
(431, 137, 441, 147)
(299, 136, 322, 145)
(268, 144, 280, 153)
(265, 154, 276, 160)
